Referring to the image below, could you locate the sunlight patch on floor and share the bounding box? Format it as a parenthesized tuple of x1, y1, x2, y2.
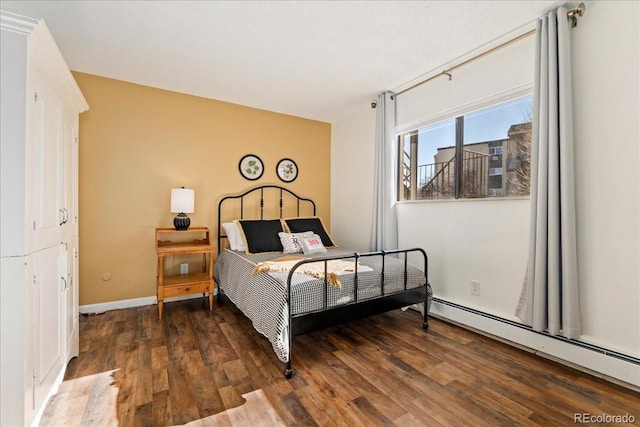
(180, 389, 285, 427)
(40, 369, 119, 426)
(41, 371, 283, 427)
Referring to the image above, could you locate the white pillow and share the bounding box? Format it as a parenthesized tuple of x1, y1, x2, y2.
(231, 221, 246, 251)
(300, 233, 327, 255)
(278, 231, 314, 254)
(222, 221, 245, 251)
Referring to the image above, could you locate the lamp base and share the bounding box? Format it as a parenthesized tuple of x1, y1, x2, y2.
(173, 213, 190, 230)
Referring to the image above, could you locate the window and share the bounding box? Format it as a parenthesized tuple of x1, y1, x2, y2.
(398, 95, 532, 201)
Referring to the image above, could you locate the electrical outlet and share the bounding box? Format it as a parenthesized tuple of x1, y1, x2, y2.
(471, 280, 480, 296)
(180, 263, 189, 275)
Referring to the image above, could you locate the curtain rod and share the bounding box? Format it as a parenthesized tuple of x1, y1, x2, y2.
(394, 28, 535, 97)
(393, 3, 586, 98)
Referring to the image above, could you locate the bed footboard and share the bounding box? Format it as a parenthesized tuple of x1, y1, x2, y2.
(284, 248, 429, 379)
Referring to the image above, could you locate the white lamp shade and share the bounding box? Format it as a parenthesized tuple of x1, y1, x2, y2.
(170, 188, 195, 213)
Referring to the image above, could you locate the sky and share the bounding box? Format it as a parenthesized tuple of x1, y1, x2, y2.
(414, 95, 532, 166)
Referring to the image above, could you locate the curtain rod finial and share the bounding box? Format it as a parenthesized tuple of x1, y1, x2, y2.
(568, 2, 586, 27)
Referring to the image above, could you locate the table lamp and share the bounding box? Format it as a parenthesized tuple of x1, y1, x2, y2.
(170, 187, 194, 230)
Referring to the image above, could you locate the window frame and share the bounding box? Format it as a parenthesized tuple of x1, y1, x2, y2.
(396, 85, 533, 203)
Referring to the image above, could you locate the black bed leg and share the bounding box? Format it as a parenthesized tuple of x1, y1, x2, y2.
(422, 303, 429, 330)
(423, 282, 430, 330)
(284, 361, 293, 379)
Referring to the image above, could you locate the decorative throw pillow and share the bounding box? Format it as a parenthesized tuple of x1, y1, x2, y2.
(300, 233, 327, 255)
(237, 219, 285, 254)
(278, 231, 314, 254)
(283, 217, 337, 248)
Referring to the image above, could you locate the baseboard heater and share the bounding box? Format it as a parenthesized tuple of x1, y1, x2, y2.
(431, 297, 640, 366)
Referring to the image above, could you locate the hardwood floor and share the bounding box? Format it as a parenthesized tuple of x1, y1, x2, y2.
(42, 297, 639, 426)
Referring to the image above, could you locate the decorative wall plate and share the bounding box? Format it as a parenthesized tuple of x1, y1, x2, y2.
(239, 154, 264, 180)
(276, 158, 298, 182)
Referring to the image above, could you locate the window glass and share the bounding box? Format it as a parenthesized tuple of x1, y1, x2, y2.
(398, 119, 455, 200)
(397, 94, 532, 201)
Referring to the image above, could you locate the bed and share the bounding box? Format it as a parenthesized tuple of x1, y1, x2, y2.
(214, 185, 432, 378)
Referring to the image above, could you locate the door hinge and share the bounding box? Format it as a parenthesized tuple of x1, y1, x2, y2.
(33, 220, 37, 230)
(34, 92, 38, 103)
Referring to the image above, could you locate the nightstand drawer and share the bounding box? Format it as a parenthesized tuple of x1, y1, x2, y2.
(162, 280, 211, 298)
(163, 272, 210, 287)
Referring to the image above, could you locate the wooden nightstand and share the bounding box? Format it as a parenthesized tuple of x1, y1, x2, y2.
(155, 227, 215, 319)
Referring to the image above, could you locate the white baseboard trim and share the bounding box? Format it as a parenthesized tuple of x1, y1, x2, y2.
(79, 292, 214, 315)
(430, 299, 640, 390)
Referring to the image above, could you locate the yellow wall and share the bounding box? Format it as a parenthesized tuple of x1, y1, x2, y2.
(73, 72, 331, 306)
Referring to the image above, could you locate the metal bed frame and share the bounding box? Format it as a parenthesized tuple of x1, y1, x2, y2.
(217, 185, 429, 378)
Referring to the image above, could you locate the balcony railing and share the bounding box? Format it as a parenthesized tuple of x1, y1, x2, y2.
(417, 156, 455, 199)
(402, 149, 491, 200)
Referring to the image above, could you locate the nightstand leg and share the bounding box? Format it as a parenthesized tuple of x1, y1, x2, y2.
(208, 253, 214, 311)
(157, 254, 164, 319)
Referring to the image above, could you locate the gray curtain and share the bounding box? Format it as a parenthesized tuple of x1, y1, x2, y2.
(370, 91, 398, 251)
(516, 7, 581, 339)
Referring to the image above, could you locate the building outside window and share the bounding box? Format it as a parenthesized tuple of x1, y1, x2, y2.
(398, 95, 532, 201)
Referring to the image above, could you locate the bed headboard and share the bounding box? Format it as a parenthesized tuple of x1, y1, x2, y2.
(217, 185, 316, 253)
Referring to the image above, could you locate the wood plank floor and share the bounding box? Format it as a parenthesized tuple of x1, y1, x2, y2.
(42, 297, 640, 426)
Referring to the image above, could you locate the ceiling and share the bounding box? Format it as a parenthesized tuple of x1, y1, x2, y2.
(1, 1, 559, 123)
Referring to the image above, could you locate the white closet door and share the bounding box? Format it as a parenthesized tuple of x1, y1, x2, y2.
(31, 244, 64, 411)
(59, 108, 81, 241)
(65, 238, 79, 361)
(71, 123, 79, 237)
(29, 71, 64, 252)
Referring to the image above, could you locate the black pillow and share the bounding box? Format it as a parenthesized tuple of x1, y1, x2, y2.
(283, 217, 337, 248)
(237, 219, 284, 254)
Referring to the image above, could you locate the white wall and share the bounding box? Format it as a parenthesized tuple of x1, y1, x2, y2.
(570, 0, 639, 356)
(331, 0, 639, 385)
(331, 104, 376, 251)
(396, 32, 534, 131)
(396, 199, 530, 317)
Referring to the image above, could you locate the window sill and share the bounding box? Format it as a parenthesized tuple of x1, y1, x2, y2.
(396, 196, 530, 205)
